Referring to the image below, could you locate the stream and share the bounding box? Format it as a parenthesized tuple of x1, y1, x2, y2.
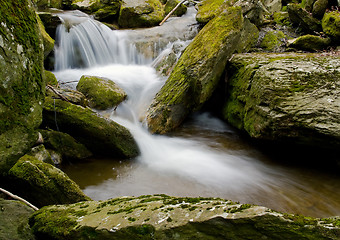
(54, 7, 340, 218)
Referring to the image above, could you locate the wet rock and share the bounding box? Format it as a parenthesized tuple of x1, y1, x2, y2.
(30, 195, 340, 239)
(40, 129, 92, 161)
(322, 11, 340, 43)
(147, 7, 258, 134)
(44, 70, 58, 86)
(288, 34, 332, 51)
(0, 199, 35, 240)
(164, 0, 187, 17)
(43, 97, 139, 158)
(7, 155, 91, 208)
(287, 3, 322, 33)
(28, 144, 54, 165)
(118, 0, 165, 28)
(76, 75, 127, 110)
(223, 53, 340, 149)
(46, 85, 88, 106)
(37, 12, 62, 39)
(37, 14, 55, 58)
(0, 0, 45, 174)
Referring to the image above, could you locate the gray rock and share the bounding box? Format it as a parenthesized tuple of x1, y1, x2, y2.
(223, 53, 340, 149)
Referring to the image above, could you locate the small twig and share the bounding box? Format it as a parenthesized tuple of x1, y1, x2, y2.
(160, 0, 187, 26)
(0, 187, 39, 211)
(46, 84, 70, 102)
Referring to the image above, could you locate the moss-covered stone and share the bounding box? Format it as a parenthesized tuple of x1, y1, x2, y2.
(36, 13, 54, 58)
(29, 195, 340, 239)
(0, 199, 35, 240)
(273, 11, 292, 26)
(7, 155, 91, 207)
(222, 53, 340, 148)
(28, 144, 54, 164)
(195, 0, 232, 24)
(164, 0, 187, 17)
(44, 70, 58, 86)
(43, 97, 139, 158)
(259, 30, 286, 52)
(322, 11, 340, 43)
(118, 0, 165, 28)
(287, 3, 322, 33)
(288, 34, 331, 51)
(40, 129, 92, 161)
(0, 0, 45, 174)
(46, 85, 88, 107)
(311, 0, 328, 19)
(76, 75, 127, 110)
(147, 7, 258, 134)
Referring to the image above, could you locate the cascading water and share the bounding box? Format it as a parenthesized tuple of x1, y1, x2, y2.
(55, 8, 340, 218)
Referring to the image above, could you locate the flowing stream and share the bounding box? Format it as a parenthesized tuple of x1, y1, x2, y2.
(54, 8, 340, 218)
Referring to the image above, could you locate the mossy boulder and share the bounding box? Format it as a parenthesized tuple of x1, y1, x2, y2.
(288, 34, 331, 51)
(46, 85, 88, 106)
(223, 53, 340, 149)
(287, 3, 322, 33)
(40, 129, 92, 161)
(147, 7, 259, 134)
(76, 75, 127, 110)
(322, 11, 340, 43)
(28, 144, 54, 164)
(0, 199, 35, 240)
(164, 0, 187, 17)
(312, 0, 328, 19)
(44, 70, 58, 86)
(118, 0, 165, 28)
(195, 0, 234, 24)
(37, 12, 62, 39)
(43, 97, 139, 158)
(0, 0, 45, 174)
(37, 14, 55, 58)
(259, 30, 286, 52)
(7, 155, 91, 208)
(30, 195, 340, 239)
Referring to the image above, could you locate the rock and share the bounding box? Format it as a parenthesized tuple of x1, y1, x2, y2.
(118, 0, 165, 28)
(0, 0, 45, 174)
(76, 75, 127, 110)
(262, 0, 282, 14)
(43, 97, 139, 158)
(305, 0, 317, 12)
(164, 0, 187, 17)
(234, 0, 271, 26)
(29, 195, 340, 239)
(288, 34, 331, 51)
(287, 3, 322, 33)
(273, 11, 291, 26)
(40, 129, 92, 161)
(322, 11, 340, 43)
(33, 0, 63, 9)
(195, 0, 229, 24)
(0, 199, 35, 240)
(37, 12, 62, 40)
(44, 70, 58, 86)
(37, 14, 55, 58)
(147, 7, 259, 134)
(258, 29, 286, 52)
(312, 0, 328, 19)
(223, 53, 340, 149)
(28, 144, 54, 164)
(46, 85, 88, 106)
(7, 155, 91, 207)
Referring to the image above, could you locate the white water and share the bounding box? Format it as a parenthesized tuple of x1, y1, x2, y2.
(54, 9, 340, 217)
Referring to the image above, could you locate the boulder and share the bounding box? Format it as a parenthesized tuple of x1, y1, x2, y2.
(43, 97, 139, 158)
(223, 53, 340, 149)
(262, 0, 282, 14)
(76, 75, 127, 110)
(0, 0, 45, 174)
(37, 14, 55, 58)
(147, 7, 259, 134)
(164, 0, 187, 17)
(33, 0, 63, 9)
(40, 129, 92, 161)
(7, 155, 91, 207)
(305, 0, 317, 12)
(258, 29, 286, 52)
(312, 0, 328, 19)
(27, 144, 54, 164)
(195, 0, 229, 24)
(44, 70, 58, 86)
(287, 3, 322, 33)
(46, 85, 88, 106)
(30, 195, 340, 239)
(0, 199, 35, 240)
(118, 0, 164, 28)
(288, 34, 331, 51)
(37, 12, 62, 39)
(322, 11, 340, 43)
(234, 0, 271, 26)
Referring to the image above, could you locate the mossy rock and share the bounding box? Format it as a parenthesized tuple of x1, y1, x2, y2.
(27, 144, 54, 165)
(147, 7, 258, 134)
(44, 70, 58, 86)
(222, 53, 340, 149)
(0, 199, 35, 240)
(195, 0, 229, 24)
(37, 12, 62, 39)
(37, 14, 55, 58)
(43, 97, 139, 158)
(311, 0, 328, 19)
(0, 0, 45, 175)
(273, 11, 292, 26)
(7, 155, 91, 208)
(46, 85, 88, 107)
(76, 75, 127, 110)
(164, 0, 187, 17)
(118, 0, 165, 28)
(259, 30, 286, 52)
(288, 34, 331, 51)
(40, 129, 92, 161)
(29, 195, 340, 239)
(322, 11, 340, 43)
(287, 3, 322, 33)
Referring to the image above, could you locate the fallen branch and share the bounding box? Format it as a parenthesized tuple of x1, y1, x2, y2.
(160, 0, 187, 26)
(0, 187, 39, 211)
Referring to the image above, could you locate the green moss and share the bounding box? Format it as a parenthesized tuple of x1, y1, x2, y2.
(273, 12, 292, 26)
(260, 31, 286, 51)
(322, 11, 340, 41)
(44, 70, 58, 86)
(196, 0, 236, 24)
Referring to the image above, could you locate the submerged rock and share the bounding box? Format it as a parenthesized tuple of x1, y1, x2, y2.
(7, 155, 91, 208)
(0, 199, 35, 240)
(223, 53, 340, 149)
(43, 97, 139, 158)
(77, 75, 127, 110)
(30, 195, 340, 239)
(0, 0, 45, 174)
(147, 7, 258, 134)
